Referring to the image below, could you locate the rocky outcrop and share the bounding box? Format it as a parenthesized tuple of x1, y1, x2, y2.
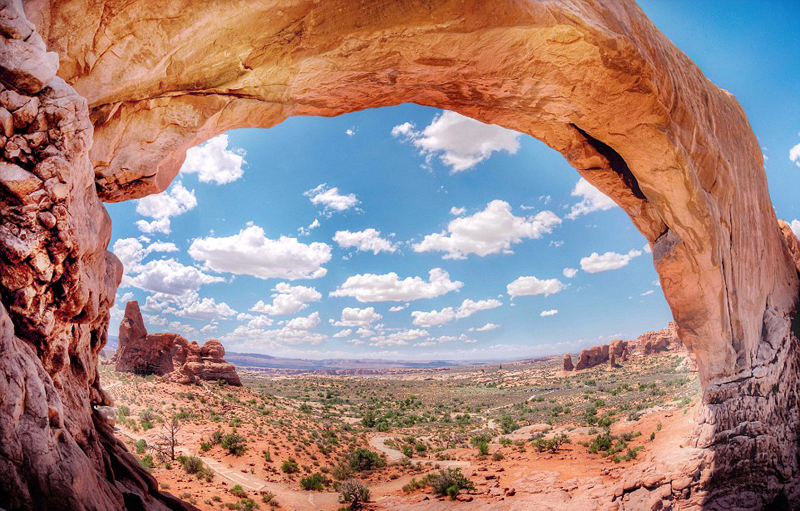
(575, 344, 610, 371)
(114, 300, 240, 386)
(0, 3, 194, 509)
(779, 219, 800, 273)
(564, 326, 681, 371)
(628, 322, 684, 356)
(609, 339, 629, 362)
(4, 0, 800, 508)
(114, 301, 177, 375)
(165, 339, 241, 386)
(562, 354, 574, 371)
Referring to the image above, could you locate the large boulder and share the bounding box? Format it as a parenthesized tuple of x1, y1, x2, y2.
(562, 353, 574, 371)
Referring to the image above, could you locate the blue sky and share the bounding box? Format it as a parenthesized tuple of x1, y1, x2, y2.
(106, 2, 800, 360)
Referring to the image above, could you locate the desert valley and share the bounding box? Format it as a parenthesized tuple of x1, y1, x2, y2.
(100, 301, 700, 510)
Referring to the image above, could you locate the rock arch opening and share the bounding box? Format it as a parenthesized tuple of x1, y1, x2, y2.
(0, 0, 798, 509)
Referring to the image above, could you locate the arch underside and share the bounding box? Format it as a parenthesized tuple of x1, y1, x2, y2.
(0, 0, 797, 509)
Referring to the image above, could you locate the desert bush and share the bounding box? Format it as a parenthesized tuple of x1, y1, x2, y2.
(230, 485, 247, 498)
(134, 439, 147, 454)
(339, 479, 370, 509)
(348, 448, 384, 472)
(139, 455, 154, 471)
(300, 472, 329, 491)
(178, 455, 204, 474)
(222, 432, 248, 455)
(281, 458, 300, 474)
(427, 468, 474, 499)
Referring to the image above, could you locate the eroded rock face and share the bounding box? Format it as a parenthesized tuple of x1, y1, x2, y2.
(3, 0, 800, 508)
(629, 322, 684, 356)
(575, 344, 610, 371)
(114, 300, 241, 386)
(0, 4, 195, 509)
(562, 353, 574, 371)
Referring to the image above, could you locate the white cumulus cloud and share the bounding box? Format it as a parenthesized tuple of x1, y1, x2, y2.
(123, 259, 224, 296)
(790, 142, 800, 167)
(507, 276, 565, 298)
(189, 225, 332, 280)
(391, 111, 520, 173)
(540, 309, 559, 317)
(580, 249, 643, 273)
(331, 307, 383, 327)
(411, 298, 502, 328)
(330, 268, 463, 302)
(175, 297, 237, 321)
(250, 283, 322, 315)
(562, 267, 578, 278)
(112, 237, 178, 273)
(413, 200, 561, 259)
(333, 229, 397, 254)
(567, 178, 617, 219)
(304, 184, 359, 214)
(469, 323, 499, 332)
(135, 182, 197, 234)
(181, 134, 246, 185)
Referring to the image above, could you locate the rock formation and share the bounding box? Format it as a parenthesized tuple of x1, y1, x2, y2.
(564, 326, 682, 372)
(562, 353, 574, 371)
(114, 300, 240, 386)
(575, 344, 610, 371)
(0, 0, 798, 508)
(0, 3, 194, 509)
(628, 322, 684, 356)
(779, 219, 800, 272)
(609, 339, 629, 362)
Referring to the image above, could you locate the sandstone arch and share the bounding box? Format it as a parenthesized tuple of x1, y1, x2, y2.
(1, 0, 798, 509)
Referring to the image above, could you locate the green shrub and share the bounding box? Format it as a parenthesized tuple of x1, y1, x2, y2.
(348, 448, 384, 472)
(476, 441, 489, 456)
(178, 455, 204, 474)
(200, 441, 212, 452)
(300, 472, 329, 491)
(588, 433, 613, 454)
(427, 469, 474, 499)
(139, 454, 154, 471)
(238, 498, 257, 511)
(499, 415, 518, 434)
(230, 485, 247, 498)
(134, 439, 147, 454)
(222, 432, 248, 456)
(281, 458, 300, 474)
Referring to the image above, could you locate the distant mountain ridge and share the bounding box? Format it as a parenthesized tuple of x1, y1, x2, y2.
(225, 351, 483, 370)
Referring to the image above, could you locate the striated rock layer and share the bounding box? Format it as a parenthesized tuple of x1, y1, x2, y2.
(114, 300, 241, 386)
(0, 0, 798, 509)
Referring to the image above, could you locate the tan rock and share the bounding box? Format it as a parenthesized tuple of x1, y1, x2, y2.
(562, 353, 574, 371)
(0, 0, 796, 508)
